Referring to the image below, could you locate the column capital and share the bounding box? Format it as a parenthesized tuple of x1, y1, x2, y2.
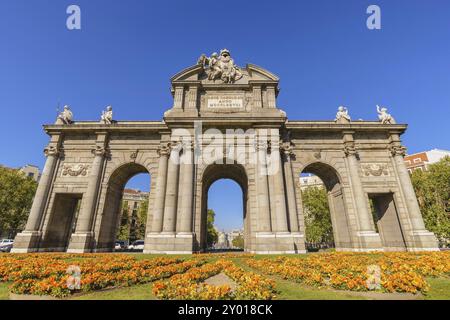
(343, 142, 358, 157)
(255, 140, 270, 152)
(92, 146, 107, 157)
(390, 144, 407, 157)
(169, 141, 184, 153)
(44, 145, 60, 158)
(158, 143, 171, 157)
(181, 140, 195, 151)
(280, 141, 295, 158)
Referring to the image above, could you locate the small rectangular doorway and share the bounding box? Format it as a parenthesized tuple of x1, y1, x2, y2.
(41, 193, 82, 251)
(369, 193, 407, 251)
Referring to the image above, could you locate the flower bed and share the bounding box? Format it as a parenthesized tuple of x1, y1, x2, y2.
(246, 252, 450, 294)
(152, 259, 276, 300)
(0, 254, 204, 298)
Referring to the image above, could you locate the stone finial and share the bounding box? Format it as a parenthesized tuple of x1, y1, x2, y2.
(56, 105, 73, 125)
(198, 49, 243, 83)
(377, 105, 396, 124)
(335, 106, 351, 123)
(101, 106, 113, 124)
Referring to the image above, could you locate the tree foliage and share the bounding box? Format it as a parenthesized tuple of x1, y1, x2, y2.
(411, 156, 450, 244)
(301, 186, 334, 244)
(206, 209, 218, 248)
(232, 234, 244, 249)
(0, 167, 37, 237)
(116, 201, 130, 241)
(116, 199, 148, 242)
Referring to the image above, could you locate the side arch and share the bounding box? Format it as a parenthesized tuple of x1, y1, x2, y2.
(95, 162, 151, 251)
(299, 161, 353, 250)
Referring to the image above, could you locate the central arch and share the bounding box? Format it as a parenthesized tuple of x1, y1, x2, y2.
(300, 162, 352, 251)
(96, 163, 150, 251)
(200, 162, 248, 252)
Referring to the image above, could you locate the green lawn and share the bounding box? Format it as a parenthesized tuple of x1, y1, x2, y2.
(0, 283, 10, 300)
(424, 277, 450, 300)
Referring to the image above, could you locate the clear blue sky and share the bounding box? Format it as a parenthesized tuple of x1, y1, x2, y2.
(1, 1, 449, 231)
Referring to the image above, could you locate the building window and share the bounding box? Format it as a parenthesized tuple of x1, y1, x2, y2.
(414, 158, 421, 163)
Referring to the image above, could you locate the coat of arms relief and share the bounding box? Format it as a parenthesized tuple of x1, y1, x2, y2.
(197, 49, 243, 84)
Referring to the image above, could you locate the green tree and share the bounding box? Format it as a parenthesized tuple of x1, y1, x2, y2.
(136, 199, 148, 240)
(206, 209, 218, 248)
(116, 198, 148, 242)
(0, 167, 37, 237)
(116, 201, 130, 241)
(411, 156, 450, 244)
(301, 186, 334, 244)
(232, 234, 244, 249)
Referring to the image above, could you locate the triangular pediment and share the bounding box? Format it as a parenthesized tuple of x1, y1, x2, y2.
(171, 64, 279, 84)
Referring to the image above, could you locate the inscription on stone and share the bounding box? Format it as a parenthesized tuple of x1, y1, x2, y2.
(207, 96, 243, 109)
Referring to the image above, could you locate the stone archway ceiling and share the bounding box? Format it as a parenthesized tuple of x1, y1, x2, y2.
(202, 163, 248, 193)
(302, 162, 340, 192)
(109, 163, 149, 190)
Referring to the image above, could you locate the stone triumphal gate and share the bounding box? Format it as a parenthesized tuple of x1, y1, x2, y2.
(13, 50, 438, 254)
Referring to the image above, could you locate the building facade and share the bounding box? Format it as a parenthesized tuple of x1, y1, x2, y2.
(299, 174, 324, 190)
(19, 165, 41, 182)
(404, 149, 450, 173)
(13, 50, 439, 254)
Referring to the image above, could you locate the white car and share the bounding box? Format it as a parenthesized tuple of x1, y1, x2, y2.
(128, 240, 144, 251)
(0, 239, 14, 252)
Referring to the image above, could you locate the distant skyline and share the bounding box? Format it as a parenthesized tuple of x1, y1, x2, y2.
(1, 1, 449, 231)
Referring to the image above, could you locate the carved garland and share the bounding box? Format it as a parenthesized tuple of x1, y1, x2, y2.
(62, 164, 89, 177)
(362, 163, 389, 177)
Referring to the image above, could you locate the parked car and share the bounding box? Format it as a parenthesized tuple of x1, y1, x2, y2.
(128, 240, 144, 251)
(0, 239, 14, 252)
(114, 241, 126, 251)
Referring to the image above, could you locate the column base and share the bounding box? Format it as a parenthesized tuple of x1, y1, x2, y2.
(67, 232, 94, 253)
(251, 232, 306, 254)
(406, 230, 439, 251)
(11, 231, 42, 253)
(144, 232, 195, 254)
(355, 231, 384, 251)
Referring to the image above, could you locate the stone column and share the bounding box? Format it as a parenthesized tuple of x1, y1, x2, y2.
(256, 141, 272, 233)
(178, 141, 195, 233)
(344, 142, 375, 233)
(150, 143, 170, 233)
(281, 143, 300, 232)
(12, 140, 62, 253)
(24, 146, 59, 232)
(76, 146, 106, 233)
(162, 143, 181, 233)
(390, 144, 427, 231)
(270, 143, 289, 233)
